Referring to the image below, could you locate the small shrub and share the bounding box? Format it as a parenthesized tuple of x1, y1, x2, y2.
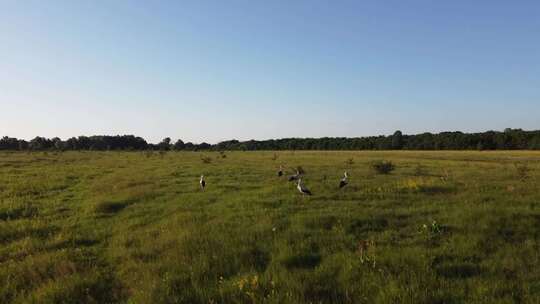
(372, 160, 395, 174)
(219, 151, 227, 158)
(230, 274, 273, 302)
(200, 155, 213, 164)
(440, 169, 452, 182)
(428, 220, 442, 234)
(421, 220, 445, 237)
(356, 240, 376, 267)
(514, 162, 530, 181)
(400, 178, 423, 192)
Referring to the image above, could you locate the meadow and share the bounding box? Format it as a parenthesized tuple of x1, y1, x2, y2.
(0, 150, 539, 304)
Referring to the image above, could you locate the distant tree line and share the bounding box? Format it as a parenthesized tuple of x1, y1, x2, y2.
(2, 129, 540, 151)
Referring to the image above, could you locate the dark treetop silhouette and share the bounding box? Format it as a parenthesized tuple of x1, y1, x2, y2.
(2, 129, 540, 151)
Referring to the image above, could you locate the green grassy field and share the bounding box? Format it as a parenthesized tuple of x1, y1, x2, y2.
(1, 150, 539, 303)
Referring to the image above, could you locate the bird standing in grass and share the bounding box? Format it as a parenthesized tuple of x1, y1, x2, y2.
(278, 165, 283, 177)
(297, 179, 312, 196)
(339, 171, 349, 189)
(288, 170, 300, 182)
(200, 175, 206, 190)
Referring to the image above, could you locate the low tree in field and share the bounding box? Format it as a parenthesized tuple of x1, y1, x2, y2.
(372, 160, 395, 174)
(173, 139, 185, 150)
(158, 137, 171, 150)
(392, 130, 404, 150)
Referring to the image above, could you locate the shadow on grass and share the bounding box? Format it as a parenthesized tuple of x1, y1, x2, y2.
(49, 238, 100, 251)
(242, 247, 270, 272)
(418, 185, 456, 195)
(0, 204, 38, 221)
(347, 217, 388, 235)
(432, 254, 483, 279)
(304, 215, 339, 230)
(94, 200, 132, 214)
(0, 225, 60, 245)
(435, 263, 482, 279)
(29, 270, 128, 304)
(478, 213, 537, 252)
(93, 194, 157, 215)
(283, 253, 322, 269)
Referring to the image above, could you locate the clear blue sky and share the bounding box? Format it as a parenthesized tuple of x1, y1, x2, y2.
(1, 0, 539, 144)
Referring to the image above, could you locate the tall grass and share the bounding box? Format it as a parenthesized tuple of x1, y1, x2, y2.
(0, 151, 539, 303)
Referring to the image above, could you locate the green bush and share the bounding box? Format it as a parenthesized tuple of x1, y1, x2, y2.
(372, 160, 395, 174)
(200, 155, 212, 164)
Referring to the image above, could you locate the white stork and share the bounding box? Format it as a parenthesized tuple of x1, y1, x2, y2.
(278, 165, 283, 177)
(288, 170, 300, 182)
(297, 178, 312, 196)
(339, 171, 349, 189)
(200, 175, 206, 190)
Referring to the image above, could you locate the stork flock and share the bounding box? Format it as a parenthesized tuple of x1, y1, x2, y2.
(286, 168, 348, 196)
(200, 166, 349, 196)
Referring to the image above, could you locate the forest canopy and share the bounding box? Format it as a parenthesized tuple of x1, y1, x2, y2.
(2, 129, 540, 151)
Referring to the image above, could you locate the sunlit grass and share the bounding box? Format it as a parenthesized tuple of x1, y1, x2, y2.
(0, 151, 539, 303)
